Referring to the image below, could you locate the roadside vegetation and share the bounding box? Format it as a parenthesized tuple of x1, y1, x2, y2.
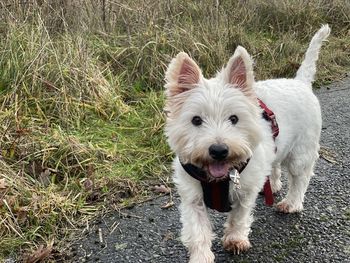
(0, 0, 349, 261)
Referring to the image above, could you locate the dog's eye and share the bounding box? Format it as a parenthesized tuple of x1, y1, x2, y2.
(229, 115, 239, 125)
(192, 116, 203, 126)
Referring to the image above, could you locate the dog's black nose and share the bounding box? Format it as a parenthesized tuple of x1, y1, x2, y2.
(209, 144, 229, 160)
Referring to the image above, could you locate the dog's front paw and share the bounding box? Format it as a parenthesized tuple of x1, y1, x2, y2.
(189, 250, 215, 263)
(276, 199, 303, 213)
(222, 236, 251, 255)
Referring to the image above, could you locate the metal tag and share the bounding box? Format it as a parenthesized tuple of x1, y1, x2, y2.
(229, 169, 241, 189)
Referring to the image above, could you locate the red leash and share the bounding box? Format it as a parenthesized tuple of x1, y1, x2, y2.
(258, 99, 279, 207)
(263, 177, 274, 206)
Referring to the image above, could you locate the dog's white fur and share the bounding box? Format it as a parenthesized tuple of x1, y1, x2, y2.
(164, 25, 330, 262)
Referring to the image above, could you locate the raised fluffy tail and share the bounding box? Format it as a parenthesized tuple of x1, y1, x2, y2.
(295, 24, 331, 84)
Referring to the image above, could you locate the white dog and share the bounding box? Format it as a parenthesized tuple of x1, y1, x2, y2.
(164, 25, 330, 262)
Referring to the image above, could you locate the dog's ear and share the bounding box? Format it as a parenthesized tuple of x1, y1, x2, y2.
(224, 46, 255, 99)
(165, 52, 202, 97)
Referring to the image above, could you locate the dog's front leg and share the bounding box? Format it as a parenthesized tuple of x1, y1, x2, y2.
(222, 188, 258, 254)
(175, 172, 215, 263)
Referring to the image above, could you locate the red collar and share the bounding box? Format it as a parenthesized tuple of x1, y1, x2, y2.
(181, 99, 278, 212)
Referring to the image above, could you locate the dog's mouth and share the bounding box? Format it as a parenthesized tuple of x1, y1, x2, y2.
(206, 161, 231, 179)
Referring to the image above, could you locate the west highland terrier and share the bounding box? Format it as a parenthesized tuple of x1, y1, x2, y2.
(164, 25, 330, 262)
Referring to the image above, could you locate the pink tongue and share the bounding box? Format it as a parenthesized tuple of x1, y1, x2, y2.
(208, 162, 230, 178)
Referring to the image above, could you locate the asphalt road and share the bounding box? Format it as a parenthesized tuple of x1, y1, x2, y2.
(67, 79, 350, 263)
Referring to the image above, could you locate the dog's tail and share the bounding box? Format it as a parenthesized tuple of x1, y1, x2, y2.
(295, 24, 331, 84)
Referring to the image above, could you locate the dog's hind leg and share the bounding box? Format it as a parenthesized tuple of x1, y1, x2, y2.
(276, 148, 318, 213)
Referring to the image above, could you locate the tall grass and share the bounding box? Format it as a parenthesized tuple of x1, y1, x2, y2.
(0, 0, 349, 260)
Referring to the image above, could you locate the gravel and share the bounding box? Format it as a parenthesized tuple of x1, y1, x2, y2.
(67, 80, 350, 263)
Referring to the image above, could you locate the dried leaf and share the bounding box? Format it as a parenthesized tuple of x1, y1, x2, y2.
(39, 169, 51, 187)
(6, 195, 16, 207)
(16, 128, 30, 136)
(87, 165, 94, 177)
(162, 231, 175, 242)
(24, 241, 53, 263)
(82, 178, 94, 191)
(153, 185, 171, 194)
(319, 146, 338, 164)
(30, 161, 43, 176)
(115, 243, 128, 250)
(16, 206, 29, 224)
(0, 178, 8, 189)
(161, 201, 174, 209)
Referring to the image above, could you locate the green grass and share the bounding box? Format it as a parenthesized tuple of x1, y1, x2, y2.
(0, 0, 349, 260)
(0, 21, 169, 253)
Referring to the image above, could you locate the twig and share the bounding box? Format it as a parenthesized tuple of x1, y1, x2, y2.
(3, 199, 24, 238)
(109, 221, 120, 235)
(98, 228, 103, 243)
(117, 210, 142, 219)
(122, 192, 169, 208)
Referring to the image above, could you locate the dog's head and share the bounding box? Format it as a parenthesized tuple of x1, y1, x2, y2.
(164, 47, 262, 180)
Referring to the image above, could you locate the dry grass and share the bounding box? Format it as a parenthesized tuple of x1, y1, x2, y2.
(0, 0, 349, 261)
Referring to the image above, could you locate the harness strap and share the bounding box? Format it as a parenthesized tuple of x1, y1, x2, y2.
(258, 99, 279, 140)
(201, 181, 231, 212)
(181, 161, 249, 212)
